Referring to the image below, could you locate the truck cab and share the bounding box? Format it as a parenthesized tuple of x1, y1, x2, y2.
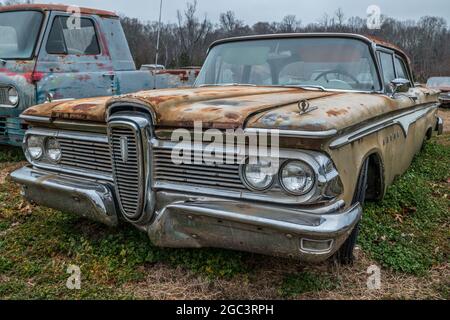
(0, 4, 198, 146)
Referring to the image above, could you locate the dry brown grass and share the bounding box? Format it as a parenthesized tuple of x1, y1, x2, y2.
(120, 248, 449, 300)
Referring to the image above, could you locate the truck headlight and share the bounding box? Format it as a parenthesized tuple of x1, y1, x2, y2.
(45, 138, 62, 163)
(242, 158, 275, 191)
(279, 160, 316, 195)
(8, 87, 19, 105)
(26, 135, 44, 160)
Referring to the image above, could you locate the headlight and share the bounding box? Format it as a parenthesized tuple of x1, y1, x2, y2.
(8, 87, 19, 105)
(279, 160, 316, 195)
(26, 135, 44, 160)
(45, 137, 61, 163)
(242, 158, 275, 191)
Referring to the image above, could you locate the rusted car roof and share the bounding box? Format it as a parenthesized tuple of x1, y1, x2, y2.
(0, 3, 118, 18)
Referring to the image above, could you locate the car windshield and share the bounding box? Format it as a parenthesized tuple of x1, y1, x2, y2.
(427, 77, 450, 88)
(196, 37, 381, 92)
(0, 11, 43, 59)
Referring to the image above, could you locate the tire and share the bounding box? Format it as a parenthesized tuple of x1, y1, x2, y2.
(334, 159, 369, 265)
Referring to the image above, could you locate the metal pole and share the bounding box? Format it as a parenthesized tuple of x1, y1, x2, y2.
(155, 0, 163, 66)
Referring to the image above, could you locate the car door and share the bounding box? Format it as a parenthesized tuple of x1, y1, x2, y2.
(34, 12, 116, 104)
(377, 48, 436, 182)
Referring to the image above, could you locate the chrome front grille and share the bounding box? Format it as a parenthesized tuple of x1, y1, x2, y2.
(0, 87, 8, 105)
(109, 124, 144, 220)
(58, 138, 112, 176)
(153, 147, 245, 190)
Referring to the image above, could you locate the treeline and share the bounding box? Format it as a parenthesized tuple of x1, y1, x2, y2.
(121, 1, 450, 82)
(1, 0, 449, 81)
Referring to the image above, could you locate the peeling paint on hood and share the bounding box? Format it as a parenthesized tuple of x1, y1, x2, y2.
(22, 86, 438, 132)
(23, 97, 110, 122)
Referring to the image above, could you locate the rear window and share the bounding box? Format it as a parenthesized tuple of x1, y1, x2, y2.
(46, 16, 100, 55)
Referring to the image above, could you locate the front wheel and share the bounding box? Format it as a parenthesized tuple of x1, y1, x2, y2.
(334, 159, 368, 265)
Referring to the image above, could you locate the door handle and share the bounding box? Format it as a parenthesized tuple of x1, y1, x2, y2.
(102, 72, 115, 80)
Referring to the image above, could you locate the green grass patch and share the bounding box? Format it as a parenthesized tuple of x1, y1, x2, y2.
(280, 272, 338, 298)
(359, 139, 450, 275)
(0, 146, 25, 163)
(0, 136, 448, 298)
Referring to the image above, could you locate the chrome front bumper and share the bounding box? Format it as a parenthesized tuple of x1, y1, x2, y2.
(11, 166, 362, 262)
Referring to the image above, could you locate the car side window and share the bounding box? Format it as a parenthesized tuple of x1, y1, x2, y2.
(46, 16, 100, 55)
(379, 51, 396, 91)
(394, 56, 409, 80)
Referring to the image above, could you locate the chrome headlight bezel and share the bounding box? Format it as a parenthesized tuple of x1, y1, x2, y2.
(279, 160, 317, 196)
(45, 137, 62, 163)
(25, 135, 45, 161)
(238, 150, 343, 204)
(240, 158, 276, 192)
(7, 86, 19, 106)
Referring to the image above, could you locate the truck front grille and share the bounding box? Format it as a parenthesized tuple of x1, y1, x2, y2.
(0, 87, 8, 105)
(0, 117, 6, 136)
(109, 124, 145, 220)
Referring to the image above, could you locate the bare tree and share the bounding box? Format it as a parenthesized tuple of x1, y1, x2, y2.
(176, 0, 212, 66)
(117, 6, 449, 81)
(278, 15, 301, 33)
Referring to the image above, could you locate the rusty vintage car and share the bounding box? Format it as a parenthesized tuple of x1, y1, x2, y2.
(11, 33, 444, 264)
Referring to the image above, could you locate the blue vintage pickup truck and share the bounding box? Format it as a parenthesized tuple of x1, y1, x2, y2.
(0, 4, 198, 146)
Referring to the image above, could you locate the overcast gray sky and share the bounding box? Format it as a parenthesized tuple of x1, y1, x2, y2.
(39, 0, 449, 25)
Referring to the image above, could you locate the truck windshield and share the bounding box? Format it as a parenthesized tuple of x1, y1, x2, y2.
(196, 37, 381, 92)
(0, 11, 43, 59)
(427, 77, 450, 88)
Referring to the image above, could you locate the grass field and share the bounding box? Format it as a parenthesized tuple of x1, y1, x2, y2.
(0, 111, 449, 300)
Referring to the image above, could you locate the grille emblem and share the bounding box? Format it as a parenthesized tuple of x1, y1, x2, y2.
(120, 136, 128, 163)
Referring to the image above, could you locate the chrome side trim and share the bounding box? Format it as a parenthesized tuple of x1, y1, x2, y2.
(244, 128, 338, 139)
(20, 115, 52, 123)
(330, 104, 438, 149)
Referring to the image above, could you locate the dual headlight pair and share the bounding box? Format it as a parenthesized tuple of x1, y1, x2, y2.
(242, 159, 315, 196)
(26, 135, 62, 163)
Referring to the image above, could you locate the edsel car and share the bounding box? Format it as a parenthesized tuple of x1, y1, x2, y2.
(11, 33, 444, 264)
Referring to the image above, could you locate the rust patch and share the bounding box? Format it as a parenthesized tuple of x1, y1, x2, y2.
(225, 112, 240, 120)
(72, 104, 98, 111)
(327, 109, 349, 117)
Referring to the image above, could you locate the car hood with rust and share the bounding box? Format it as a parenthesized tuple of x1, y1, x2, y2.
(22, 86, 438, 133)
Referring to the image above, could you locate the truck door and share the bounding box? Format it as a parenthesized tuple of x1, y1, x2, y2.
(34, 12, 116, 104)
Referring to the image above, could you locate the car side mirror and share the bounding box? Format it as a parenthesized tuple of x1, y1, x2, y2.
(390, 78, 411, 97)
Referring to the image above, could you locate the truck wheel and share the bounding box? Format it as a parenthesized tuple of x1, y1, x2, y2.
(334, 159, 368, 265)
